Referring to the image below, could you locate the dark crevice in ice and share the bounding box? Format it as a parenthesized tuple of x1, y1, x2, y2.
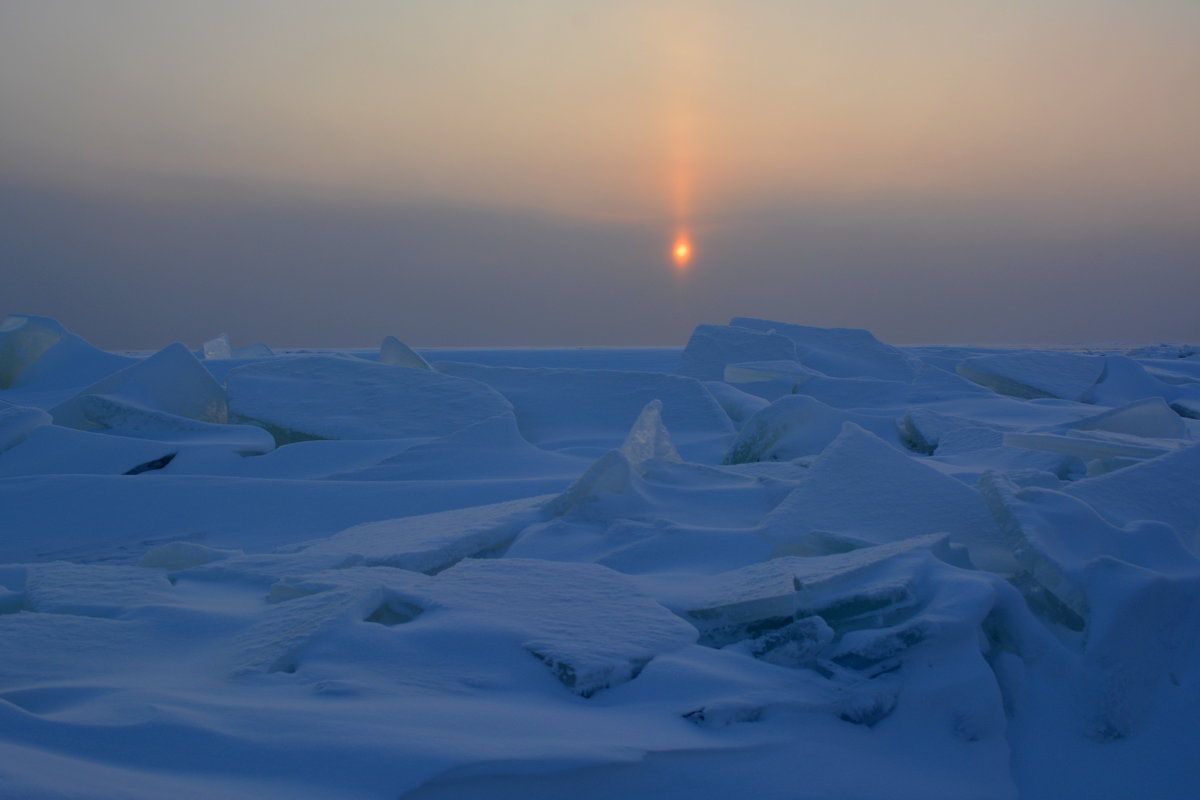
(124, 452, 177, 475)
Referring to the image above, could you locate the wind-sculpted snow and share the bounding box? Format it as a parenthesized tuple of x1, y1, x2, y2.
(1, 313, 1198, 799)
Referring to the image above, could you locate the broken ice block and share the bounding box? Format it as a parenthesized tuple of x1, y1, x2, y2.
(51, 342, 228, 431)
(957, 351, 1106, 401)
(227, 355, 513, 443)
(730, 318, 921, 381)
(724, 395, 900, 464)
(431, 558, 697, 697)
(201, 333, 233, 360)
(620, 398, 681, 467)
(379, 335, 431, 370)
(676, 323, 798, 381)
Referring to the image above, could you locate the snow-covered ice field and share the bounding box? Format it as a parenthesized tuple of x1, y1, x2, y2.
(1, 313, 1198, 799)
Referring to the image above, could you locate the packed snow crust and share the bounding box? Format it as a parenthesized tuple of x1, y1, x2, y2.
(1, 315, 1198, 800)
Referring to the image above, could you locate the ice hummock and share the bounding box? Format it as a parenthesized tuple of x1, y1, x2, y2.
(1, 313, 1198, 800)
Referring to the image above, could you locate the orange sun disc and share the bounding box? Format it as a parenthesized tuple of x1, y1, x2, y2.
(672, 237, 692, 268)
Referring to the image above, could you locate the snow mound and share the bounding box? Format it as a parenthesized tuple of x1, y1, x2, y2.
(227, 355, 513, 444)
(957, 351, 1106, 401)
(0, 401, 51, 454)
(22, 562, 177, 617)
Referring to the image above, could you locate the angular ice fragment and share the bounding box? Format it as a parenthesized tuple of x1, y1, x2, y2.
(139, 541, 238, 571)
(0, 314, 65, 387)
(227, 355, 513, 444)
(71, 394, 276, 454)
(1064, 441, 1200, 549)
(724, 395, 901, 464)
(620, 398, 681, 467)
(956, 351, 1106, 401)
(379, 335, 431, 370)
(1069, 397, 1187, 439)
(434, 361, 734, 462)
(1002, 431, 1176, 461)
(431, 559, 697, 697)
(981, 473, 1193, 618)
(729, 318, 921, 381)
(299, 495, 548, 574)
(723, 360, 821, 386)
(702, 380, 770, 426)
(671, 535, 948, 648)
(201, 333, 233, 360)
(980, 474, 1200, 737)
(50, 342, 228, 431)
(1086, 356, 1175, 407)
(0, 314, 131, 391)
(749, 616, 834, 668)
(676, 323, 797, 381)
(544, 449, 639, 518)
(232, 581, 421, 675)
(764, 424, 1008, 571)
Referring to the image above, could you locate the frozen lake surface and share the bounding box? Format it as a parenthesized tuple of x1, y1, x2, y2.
(1, 314, 1198, 799)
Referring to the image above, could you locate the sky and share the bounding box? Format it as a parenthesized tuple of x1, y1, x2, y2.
(2, 0, 1198, 348)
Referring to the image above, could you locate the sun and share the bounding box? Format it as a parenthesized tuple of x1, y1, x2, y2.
(672, 236, 692, 269)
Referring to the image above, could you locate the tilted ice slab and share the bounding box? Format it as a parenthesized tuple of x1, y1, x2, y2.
(378, 335, 431, 369)
(724, 394, 902, 464)
(981, 475, 1200, 738)
(1067, 396, 1188, 439)
(429, 558, 698, 697)
(434, 361, 734, 462)
(201, 332, 274, 361)
(701, 379, 770, 427)
(764, 423, 1009, 572)
(1063, 441, 1200, 551)
(957, 351, 1107, 401)
(248, 558, 698, 697)
(0, 314, 132, 395)
(67, 394, 275, 454)
(298, 495, 550, 575)
(50, 342, 229, 431)
(650, 534, 1019, 738)
(730, 317, 922, 381)
(664, 535, 954, 649)
(227, 355, 513, 444)
(675, 323, 798, 381)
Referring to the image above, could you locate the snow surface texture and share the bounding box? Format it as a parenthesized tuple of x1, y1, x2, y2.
(1, 314, 1198, 800)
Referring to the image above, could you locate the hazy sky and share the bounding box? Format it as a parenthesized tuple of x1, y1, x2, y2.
(2, 0, 1198, 348)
